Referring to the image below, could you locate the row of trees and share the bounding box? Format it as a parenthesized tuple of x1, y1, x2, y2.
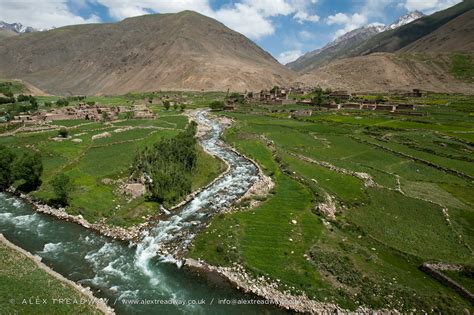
(130, 122, 198, 205)
(0, 146, 43, 192)
(163, 100, 186, 111)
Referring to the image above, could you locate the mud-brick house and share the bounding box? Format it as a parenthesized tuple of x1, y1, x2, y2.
(259, 90, 272, 102)
(395, 103, 415, 110)
(329, 90, 352, 100)
(12, 114, 33, 123)
(375, 104, 396, 111)
(341, 102, 361, 109)
(273, 98, 295, 105)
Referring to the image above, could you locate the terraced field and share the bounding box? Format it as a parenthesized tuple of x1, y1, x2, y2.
(189, 95, 474, 312)
(0, 112, 224, 226)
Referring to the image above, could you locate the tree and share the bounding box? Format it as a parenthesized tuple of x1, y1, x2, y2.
(51, 174, 73, 205)
(58, 128, 68, 138)
(209, 100, 225, 111)
(11, 151, 43, 192)
(0, 146, 15, 189)
(180, 103, 186, 112)
(312, 88, 323, 108)
(163, 100, 170, 110)
(101, 111, 109, 121)
(30, 97, 38, 110)
(173, 103, 178, 111)
(56, 98, 69, 107)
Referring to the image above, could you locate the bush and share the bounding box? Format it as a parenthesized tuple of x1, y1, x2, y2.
(11, 151, 43, 192)
(163, 100, 170, 110)
(0, 146, 15, 189)
(56, 98, 69, 107)
(50, 174, 73, 205)
(58, 128, 68, 138)
(209, 100, 225, 111)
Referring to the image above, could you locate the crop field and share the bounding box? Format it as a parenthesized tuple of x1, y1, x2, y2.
(189, 94, 474, 312)
(0, 113, 224, 226)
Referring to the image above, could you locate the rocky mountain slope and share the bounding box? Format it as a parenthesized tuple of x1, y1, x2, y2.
(297, 0, 474, 94)
(297, 53, 474, 94)
(0, 11, 294, 95)
(287, 11, 424, 73)
(351, 0, 473, 56)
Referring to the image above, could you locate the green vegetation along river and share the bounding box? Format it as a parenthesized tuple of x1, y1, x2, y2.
(0, 111, 283, 314)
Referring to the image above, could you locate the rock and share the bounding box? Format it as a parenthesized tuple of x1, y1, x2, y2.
(291, 219, 297, 225)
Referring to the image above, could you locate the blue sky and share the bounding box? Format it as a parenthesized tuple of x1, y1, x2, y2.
(0, 0, 462, 63)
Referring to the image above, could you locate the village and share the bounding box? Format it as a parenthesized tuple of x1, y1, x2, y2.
(5, 94, 190, 124)
(1, 85, 426, 126)
(223, 86, 423, 116)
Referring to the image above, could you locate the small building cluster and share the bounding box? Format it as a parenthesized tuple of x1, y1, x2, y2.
(10, 103, 155, 124)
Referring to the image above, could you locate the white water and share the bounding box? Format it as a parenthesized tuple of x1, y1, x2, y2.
(0, 111, 280, 314)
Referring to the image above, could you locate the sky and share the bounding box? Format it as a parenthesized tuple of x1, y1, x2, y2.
(0, 0, 462, 64)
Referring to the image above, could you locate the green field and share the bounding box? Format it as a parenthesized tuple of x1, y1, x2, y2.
(189, 94, 474, 312)
(0, 113, 224, 227)
(0, 239, 102, 314)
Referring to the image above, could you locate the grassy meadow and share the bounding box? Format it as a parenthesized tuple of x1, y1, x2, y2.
(0, 239, 103, 314)
(189, 93, 474, 312)
(0, 99, 224, 226)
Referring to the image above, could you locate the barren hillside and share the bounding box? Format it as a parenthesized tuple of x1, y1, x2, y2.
(297, 53, 474, 94)
(0, 11, 294, 95)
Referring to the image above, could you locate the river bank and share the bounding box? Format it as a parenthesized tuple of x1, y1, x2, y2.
(0, 233, 114, 315)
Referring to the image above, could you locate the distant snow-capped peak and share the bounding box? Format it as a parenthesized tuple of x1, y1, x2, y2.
(386, 11, 424, 30)
(328, 11, 424, 48)
(0, 21, 37, 33)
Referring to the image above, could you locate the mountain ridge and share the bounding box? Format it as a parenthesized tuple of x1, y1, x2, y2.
(0, 11, 294, 95)
(286, 11, 424, 73)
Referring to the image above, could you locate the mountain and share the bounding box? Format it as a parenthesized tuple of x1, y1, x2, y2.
(0, 21, 37, 34)
(286, 11, 424, 73)
(297, 0, 474, 94)
(286, 25, 384, 73)
(399, 8, 474, 53)
(350, 0, 473, 56)
(0, 11, 294, 95)
(385, 11, 424, 30)
(297, 52, 474, 94)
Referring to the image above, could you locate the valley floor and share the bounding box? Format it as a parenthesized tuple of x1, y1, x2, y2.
(189, 94, 474, 313)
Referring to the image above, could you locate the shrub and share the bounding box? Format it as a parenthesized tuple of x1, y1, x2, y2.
(0, 146, 15, 189)
(209, 100, 225, 111)
(58, 128, 68, 138)
(11, 151, 43, 192)
(51, 174, 73, 206)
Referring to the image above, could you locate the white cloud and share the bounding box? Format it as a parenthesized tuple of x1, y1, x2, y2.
(0, 0, 100, 29)
(93, 0, 320, 39)
(326, 12, 367, 38)
(404, 0, 461, 13)
(299, 30, 315, 40)
(277, 49, 302, 64)
(294, 11, 319, 23)
(0, 0, 321, 40)
(213, 3, 276, 39)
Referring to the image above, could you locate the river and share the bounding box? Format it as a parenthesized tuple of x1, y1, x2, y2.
(0, 110, 286, 314)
